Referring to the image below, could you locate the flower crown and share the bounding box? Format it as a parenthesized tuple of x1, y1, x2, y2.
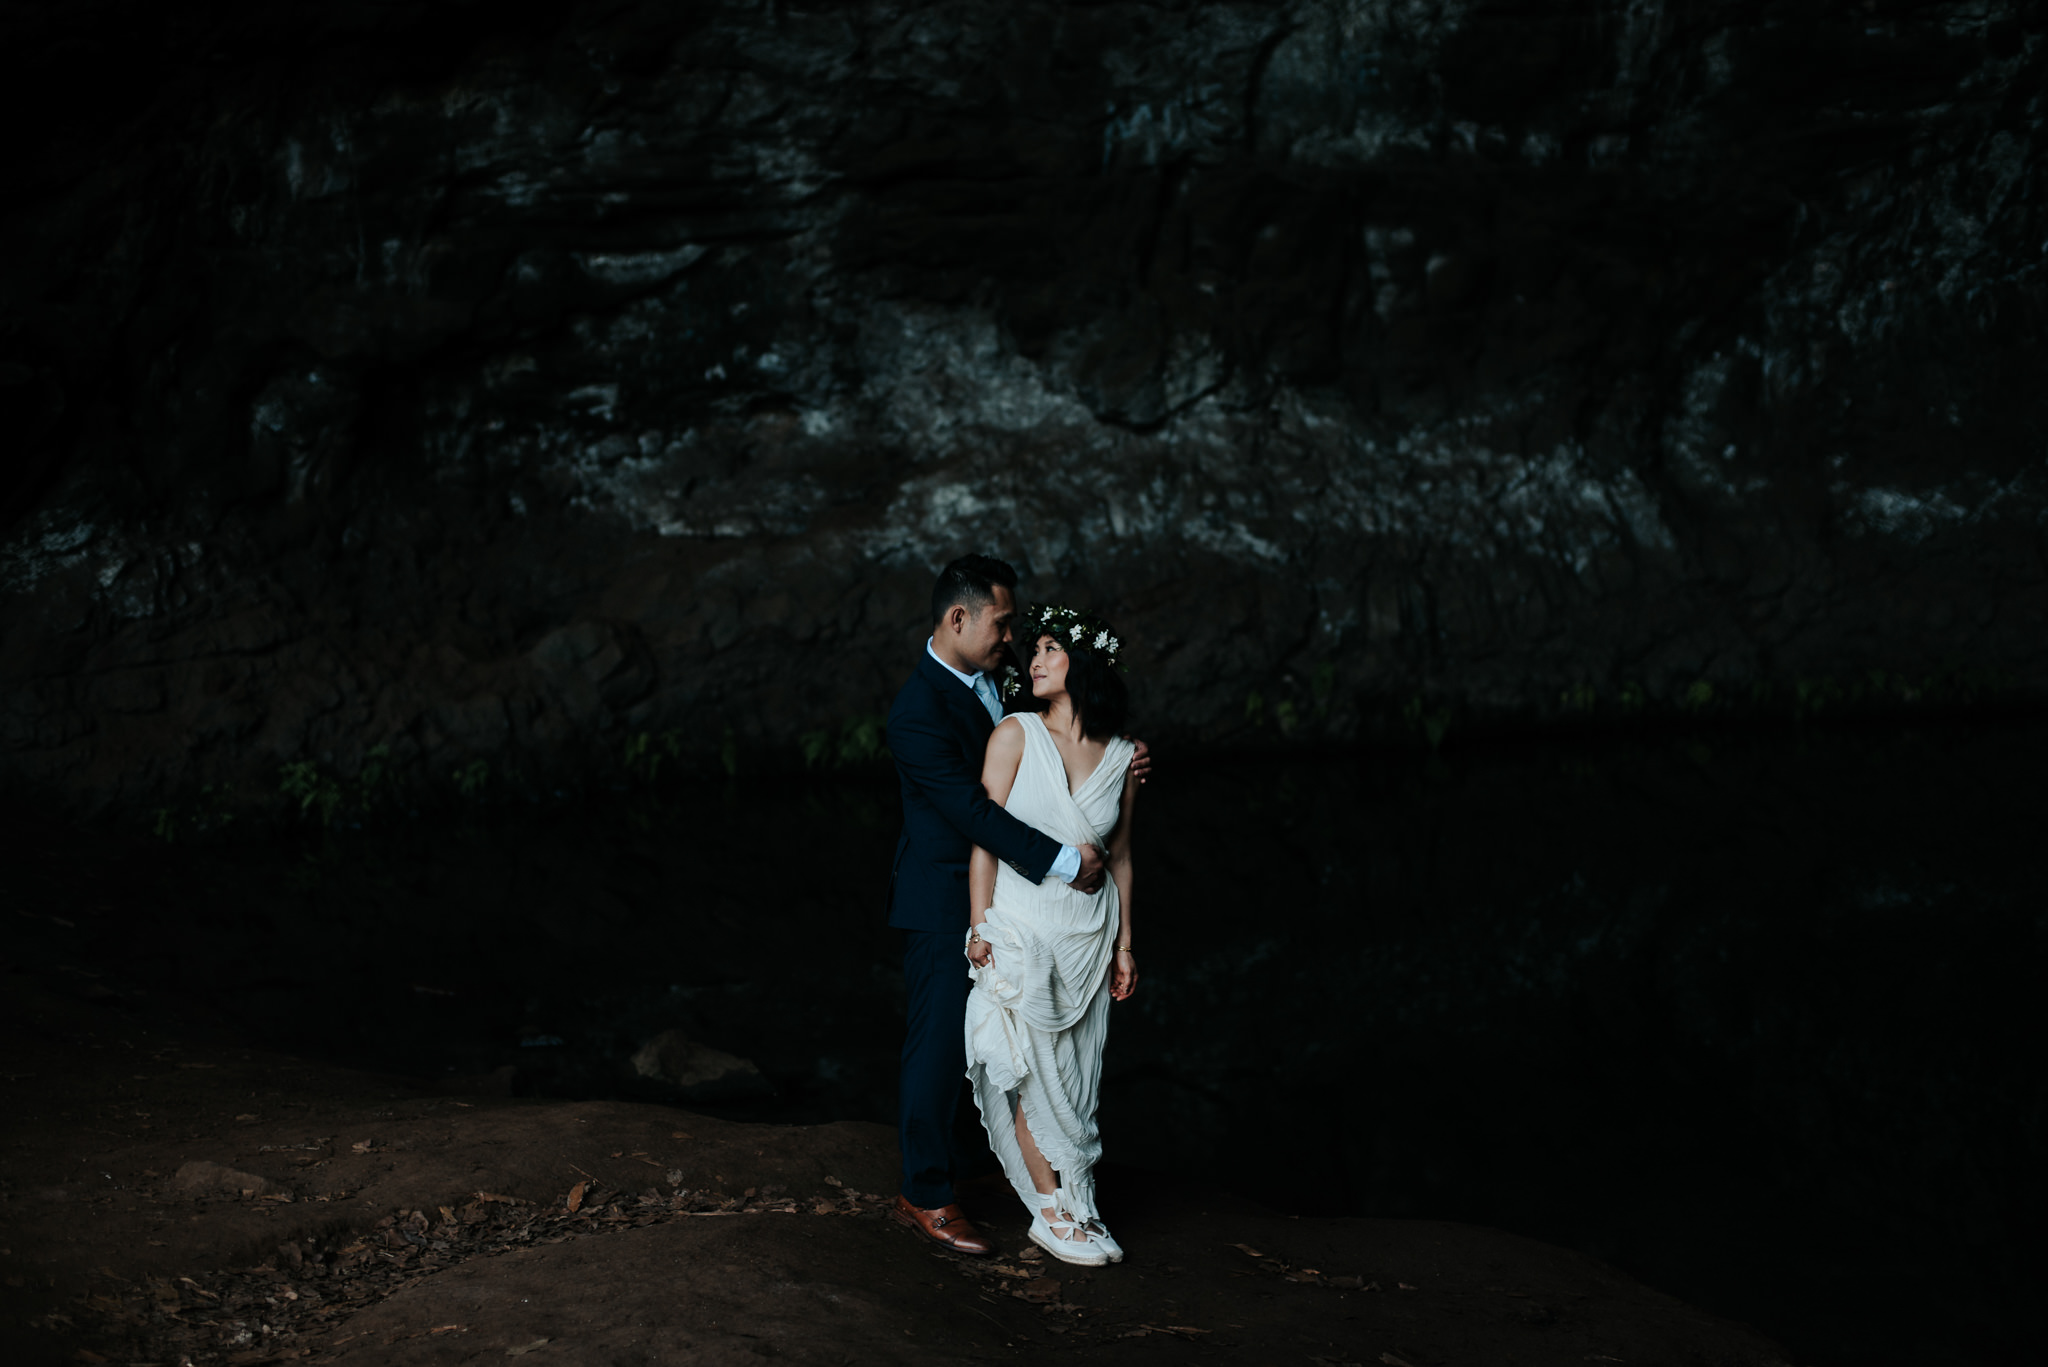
(1000, 603, 1124, 699)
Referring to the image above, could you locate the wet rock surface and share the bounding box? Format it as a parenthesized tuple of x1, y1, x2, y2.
(2, 0, 2045, 808)
(629, 1029, 767, 1096)
(0, 973, 1791, 1367)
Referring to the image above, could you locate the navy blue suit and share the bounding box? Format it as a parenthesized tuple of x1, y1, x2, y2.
(888, 649, 1062, 1207)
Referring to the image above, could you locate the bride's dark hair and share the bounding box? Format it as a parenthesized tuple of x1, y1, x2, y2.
(1068, 645, 1129, 739)
(1016, 634, 1128, 739)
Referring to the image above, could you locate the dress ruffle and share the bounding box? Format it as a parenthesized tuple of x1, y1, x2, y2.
(963, 714, 1131, 1223)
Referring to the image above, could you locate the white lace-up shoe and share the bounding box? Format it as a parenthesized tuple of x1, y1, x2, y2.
(1027, 1198, 1109, 1266)
(1080, 1217, 1123, 1263)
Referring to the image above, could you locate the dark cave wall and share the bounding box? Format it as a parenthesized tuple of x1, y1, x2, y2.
(2, 1, 2044, 808)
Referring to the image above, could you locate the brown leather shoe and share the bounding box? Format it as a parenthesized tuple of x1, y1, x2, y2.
(890, 1195, 994, 1256)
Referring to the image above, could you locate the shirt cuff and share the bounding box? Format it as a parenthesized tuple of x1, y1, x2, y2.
(1049, 845, 1082, 883)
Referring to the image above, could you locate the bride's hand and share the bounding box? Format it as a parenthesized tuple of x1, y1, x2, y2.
(1110, 948, 1137, 1001)
(967, 937, 994, 968)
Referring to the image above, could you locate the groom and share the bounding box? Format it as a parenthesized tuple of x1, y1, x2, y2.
(885, 554, 1148, 1254)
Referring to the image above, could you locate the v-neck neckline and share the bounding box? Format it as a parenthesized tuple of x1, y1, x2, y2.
(1029, 712, 1108, 797)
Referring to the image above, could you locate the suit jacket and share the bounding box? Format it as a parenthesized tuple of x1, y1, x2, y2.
(887, 650, 1063, 932)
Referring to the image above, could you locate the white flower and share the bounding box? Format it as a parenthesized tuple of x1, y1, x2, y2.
(1106, 636, 1119, 653)
(1070, 623, 1084, 641)
(1093, 630, 1109, 649)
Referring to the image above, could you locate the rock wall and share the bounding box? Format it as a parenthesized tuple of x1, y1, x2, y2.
(3, 1, 2044, 809)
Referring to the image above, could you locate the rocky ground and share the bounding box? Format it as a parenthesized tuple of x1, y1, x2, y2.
(1, 968, 1793, 1367)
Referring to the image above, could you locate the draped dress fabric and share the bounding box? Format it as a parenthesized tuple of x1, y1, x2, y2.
(964, 713, 1134, 1223)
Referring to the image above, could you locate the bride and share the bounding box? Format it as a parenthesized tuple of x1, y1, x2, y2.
(964, 603, 1139, 1267)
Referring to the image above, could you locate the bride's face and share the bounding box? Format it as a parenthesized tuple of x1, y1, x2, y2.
(1026, 635, 1069, 699)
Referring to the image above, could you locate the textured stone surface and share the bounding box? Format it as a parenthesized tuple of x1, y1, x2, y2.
(2, 1, 2044, 808)
(167, 1160, 274, 1200)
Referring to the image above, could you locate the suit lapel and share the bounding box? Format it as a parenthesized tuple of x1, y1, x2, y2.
(918, 650, 994, 737)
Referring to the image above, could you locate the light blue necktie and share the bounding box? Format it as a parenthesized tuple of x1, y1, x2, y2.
(970, 673, 1003, 725)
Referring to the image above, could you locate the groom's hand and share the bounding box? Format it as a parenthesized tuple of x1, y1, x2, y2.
(1127, 737, 1152, 785)
(1068, 843, 1108, 894)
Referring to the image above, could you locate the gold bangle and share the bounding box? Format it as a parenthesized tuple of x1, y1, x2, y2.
(1116, 944, 1133, 953)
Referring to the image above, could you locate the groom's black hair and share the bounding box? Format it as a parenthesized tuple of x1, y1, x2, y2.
(931, 554, 1018, 624)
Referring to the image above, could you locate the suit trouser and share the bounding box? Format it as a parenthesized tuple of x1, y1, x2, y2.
(898, 928, 972, 1208)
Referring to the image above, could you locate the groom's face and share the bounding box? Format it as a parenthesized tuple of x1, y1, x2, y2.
(958, 585, 1018, 674)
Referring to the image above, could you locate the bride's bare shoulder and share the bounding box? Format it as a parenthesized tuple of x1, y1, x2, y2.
(980, 714, 1028, 786)
(985, 713, 1030, 756)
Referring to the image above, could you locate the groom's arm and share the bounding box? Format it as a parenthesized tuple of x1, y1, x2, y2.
(887, 704, 1063, 882)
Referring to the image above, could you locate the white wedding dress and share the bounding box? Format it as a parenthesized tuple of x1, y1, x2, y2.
(964, 712, 1134, 1228)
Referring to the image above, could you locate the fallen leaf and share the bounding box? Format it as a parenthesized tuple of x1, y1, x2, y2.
(429, 1324, 465, 1334)
(1398, 1282, 1418, 1291)
(234, 1113, 257, 1122)
(1229, 1243, 1264, 1258)
(506, 1339, 551, 1357)
(475, 1192, 519, 1204)
(565, 1181, 586, 1213)
(350, 1141, 373, 1154)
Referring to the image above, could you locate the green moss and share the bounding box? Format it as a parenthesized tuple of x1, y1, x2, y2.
(624, 730, 685, 784)
(453, 759, 491, 799)
(800, 715, 889, 770)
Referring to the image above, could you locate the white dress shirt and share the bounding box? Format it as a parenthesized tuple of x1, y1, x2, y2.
(926, 638, 1085, 885)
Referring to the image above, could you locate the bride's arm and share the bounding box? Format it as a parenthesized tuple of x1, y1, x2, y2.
(967, 720, 1027, 967)
(1107, 767, 1139, 1000)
